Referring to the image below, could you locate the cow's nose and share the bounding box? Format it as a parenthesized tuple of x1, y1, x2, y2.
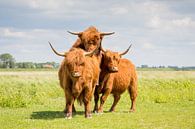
(71, 72, 81, 77)
(111, 66, 118, 72)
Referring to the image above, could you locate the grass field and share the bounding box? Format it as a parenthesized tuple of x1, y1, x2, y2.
(0, 70, 195, 129)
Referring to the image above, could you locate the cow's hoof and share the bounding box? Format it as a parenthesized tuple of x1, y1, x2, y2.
(65, 116, 72, 119)
(97, 111, 103, 115)
(129, 109, 135, 112)
(65, 113, 72, 119)
(93, 110, 98, 114)
(109, 109, 115, 112)
(98, 109, 103, 113)
(85, 114, 92, 118)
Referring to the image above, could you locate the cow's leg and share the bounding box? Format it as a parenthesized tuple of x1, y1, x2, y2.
(84, 100, 92, 118)
(65, 89, 74, 119)
(64, 103, 76, 113)
(98, 88, 111, 113)
(93, 87, 100, 113)
(109, 94, 121, 112)
(128, 79, 137, 112)
(84, 88, 93, 118)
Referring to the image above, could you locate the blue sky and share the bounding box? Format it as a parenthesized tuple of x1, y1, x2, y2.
(0, 0, 195, 66)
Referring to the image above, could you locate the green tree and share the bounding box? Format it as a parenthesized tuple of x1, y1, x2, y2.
(0, 53, 15, 68)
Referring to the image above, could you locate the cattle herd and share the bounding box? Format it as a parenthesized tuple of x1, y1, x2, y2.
(49, 26, 138, 119)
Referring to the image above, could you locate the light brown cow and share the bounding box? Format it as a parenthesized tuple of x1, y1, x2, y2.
(93, 45, 138, 113)
(49, 42, 100, 119)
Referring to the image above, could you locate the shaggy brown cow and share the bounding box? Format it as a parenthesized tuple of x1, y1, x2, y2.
(67, 26, 114, 111)
(49, 42, 100, 119)
(68, 26, 114, 52)
(93, 45, 138, 113)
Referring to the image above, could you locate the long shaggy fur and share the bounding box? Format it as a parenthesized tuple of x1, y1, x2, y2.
(58, 48, 100, 118)
(94, 50, 138, 113)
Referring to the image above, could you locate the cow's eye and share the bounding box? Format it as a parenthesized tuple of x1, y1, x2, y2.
(113, 56, 116, 60)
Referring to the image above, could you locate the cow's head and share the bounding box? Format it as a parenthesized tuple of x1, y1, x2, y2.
(101, 44, 132, 72)
(68, 26, 114, 52)
(65, 48, 97, 78)
(49, 42, 98, 78)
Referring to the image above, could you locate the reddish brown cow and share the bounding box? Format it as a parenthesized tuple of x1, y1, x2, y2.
(49, 42, 100, 119)
(93, 45, 138, 113)
(68, 26, 114, 52)
(67, 26, 114, 111)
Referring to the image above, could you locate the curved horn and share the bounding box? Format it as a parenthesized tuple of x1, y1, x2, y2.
(67, 31, 82, 36)
(119, 44, 132, 56)
(100, 32, 115, 36)
(100, 42, 106, 53)
(48, 41, 66, 57)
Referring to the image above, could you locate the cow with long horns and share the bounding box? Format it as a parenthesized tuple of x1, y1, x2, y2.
(49, 42, 100, 119)
(93, 44, 138, 113)
(68, 26, 114, 53)
(68, 26, 114, 112)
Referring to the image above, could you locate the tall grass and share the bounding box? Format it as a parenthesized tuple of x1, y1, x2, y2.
(0, 71, 194, 108)
(139, 79, 195, 103)
(0, 72, 62, 108)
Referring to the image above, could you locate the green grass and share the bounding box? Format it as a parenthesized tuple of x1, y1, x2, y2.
(0, 70, 195, 129)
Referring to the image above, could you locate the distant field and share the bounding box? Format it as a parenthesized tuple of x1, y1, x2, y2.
(0, 70, 195, 129)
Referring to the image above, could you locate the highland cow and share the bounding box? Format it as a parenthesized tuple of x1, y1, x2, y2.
(67, 26, 114, 111)
(49, 42, 100, 119)
(93, 45, 138, 113)
(68, 26, 114, 52)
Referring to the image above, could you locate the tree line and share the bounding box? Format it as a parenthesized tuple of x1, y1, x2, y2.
(0, 53, 194, 70)
(0, 53, 59, 69)
(138, 65, 195, 71)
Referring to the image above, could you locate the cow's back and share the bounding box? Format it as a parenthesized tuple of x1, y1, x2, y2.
(111, 58, 136, 94)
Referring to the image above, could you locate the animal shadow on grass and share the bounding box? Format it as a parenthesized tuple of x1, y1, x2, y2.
(30, 111, 84, 120)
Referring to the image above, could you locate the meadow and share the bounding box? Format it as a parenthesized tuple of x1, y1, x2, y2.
(0, 70, 195, 129)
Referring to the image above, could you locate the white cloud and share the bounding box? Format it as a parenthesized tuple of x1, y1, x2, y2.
(110, 6, 129, 15)
(148, 16, 195, 30)
(171, 17, 195, 27)
(0, 28, 27, 38)
(148, 16, 161, 28)
(142, 43, 155, 49)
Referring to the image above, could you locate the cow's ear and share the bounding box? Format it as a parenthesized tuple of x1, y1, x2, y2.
(100, 35, 104, 40)
(78, 34, 82, 39)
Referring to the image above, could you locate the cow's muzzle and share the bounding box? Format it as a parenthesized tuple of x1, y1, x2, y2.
(71, 72, 81, 78)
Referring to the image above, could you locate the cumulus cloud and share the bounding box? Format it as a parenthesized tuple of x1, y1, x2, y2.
(0, 28, 27, 38)
(172, 17, 195, 27)
(148, 16, 195, 29)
